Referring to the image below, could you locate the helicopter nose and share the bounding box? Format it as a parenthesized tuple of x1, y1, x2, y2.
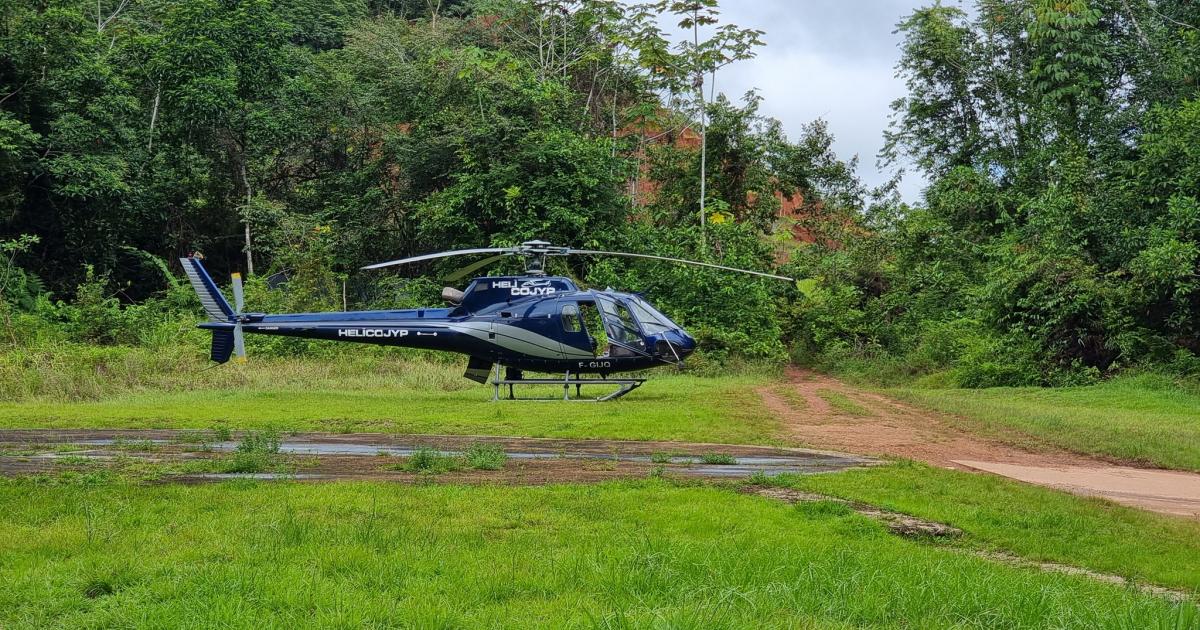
(675, 329, 697, 358)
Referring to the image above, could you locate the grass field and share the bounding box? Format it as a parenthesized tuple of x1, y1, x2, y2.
(0, 351, 783, 444)
(779, 462, 1200, 592)
(4, 352, 1200, 626)
(890, 374, 1200, 471)
(1, 479, 1196, 629)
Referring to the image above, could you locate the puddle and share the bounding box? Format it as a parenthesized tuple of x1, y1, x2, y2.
(185, 473, 330, 480)
(59, 438, 872, 478)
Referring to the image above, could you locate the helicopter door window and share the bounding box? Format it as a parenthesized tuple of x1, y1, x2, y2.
(560, 304, 582, 333)
(578, 302, 607, 356)
(596, 297, 643, 346)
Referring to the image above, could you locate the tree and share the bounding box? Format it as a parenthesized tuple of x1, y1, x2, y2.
(634, 0, 762, 249)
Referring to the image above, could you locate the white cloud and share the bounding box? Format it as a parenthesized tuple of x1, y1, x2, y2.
(663, 0, 930, 203)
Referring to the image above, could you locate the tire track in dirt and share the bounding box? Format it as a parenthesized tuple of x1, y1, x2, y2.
(759, 368, 1094, 469)
(760, 368, 1200, 518)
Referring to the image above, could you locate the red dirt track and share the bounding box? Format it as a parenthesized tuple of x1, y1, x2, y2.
(760, 368, 1200, 518)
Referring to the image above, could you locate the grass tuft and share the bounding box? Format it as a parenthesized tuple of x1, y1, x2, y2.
(699, 453, 737, 465)
(464, 444, 507, 470)
(395, 448, 462, 474)
(216, 430, 283, 474)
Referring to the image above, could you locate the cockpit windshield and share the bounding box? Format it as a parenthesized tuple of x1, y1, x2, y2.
(626, 297, 680, 335)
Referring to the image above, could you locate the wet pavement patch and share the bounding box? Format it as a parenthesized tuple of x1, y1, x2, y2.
(0, 429, 877, 484)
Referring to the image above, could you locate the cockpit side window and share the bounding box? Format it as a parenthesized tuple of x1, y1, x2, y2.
(560, 304, 582, 332)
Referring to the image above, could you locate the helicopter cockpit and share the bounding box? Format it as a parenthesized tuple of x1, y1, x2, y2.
(563, 291, 695, 362)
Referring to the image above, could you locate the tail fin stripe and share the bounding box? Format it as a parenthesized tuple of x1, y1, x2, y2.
(180, 258, 235, 321)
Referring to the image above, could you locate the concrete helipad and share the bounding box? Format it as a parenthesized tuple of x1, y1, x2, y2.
(954, 460, 1200, 517)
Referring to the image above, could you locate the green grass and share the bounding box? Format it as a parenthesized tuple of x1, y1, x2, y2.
(699, 453, 737, 465)
(890, 373, 1200, 471)
(0, 479, 1194, 628)
(464, 443, 508, 470)
(394, 447, 464, 474)
(816, 389, 873, 416)
(385, 445, 509, 474)
(0, 373, 780, 445)
(776, 462, 1200, 592)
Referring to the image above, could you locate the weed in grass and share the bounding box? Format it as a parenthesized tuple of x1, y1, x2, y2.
(700, 453, 737, 465)
(236, 430, 281, 454)
(217, 452, 273, 474)
(55, 455, 97, 467)
(393, 448, 462, 474)
(214, 430, 284, 474)
(816, 389, 873, 416)
(650, 452, 672, 464)
(109, 438, 157, 452)
(171, 431, 209, 445)
(210, 426, 232, 442)
(649, 465, 666, 478)
(464, 444, 507, 470)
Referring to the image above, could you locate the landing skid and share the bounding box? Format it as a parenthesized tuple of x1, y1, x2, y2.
(490, 366, 644, 401)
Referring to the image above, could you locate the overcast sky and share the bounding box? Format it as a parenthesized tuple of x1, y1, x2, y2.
(681, 0, 928, 203)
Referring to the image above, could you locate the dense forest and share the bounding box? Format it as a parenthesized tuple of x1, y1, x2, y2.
(1, 0, 1198, 387)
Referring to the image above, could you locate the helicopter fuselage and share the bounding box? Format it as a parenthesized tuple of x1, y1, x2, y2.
(194, 271, 696, 379)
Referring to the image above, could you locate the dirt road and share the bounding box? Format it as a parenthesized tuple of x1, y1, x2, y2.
(760, 368, 1200, 518)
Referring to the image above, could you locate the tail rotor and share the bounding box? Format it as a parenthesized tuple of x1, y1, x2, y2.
(231, 272, 247, 363)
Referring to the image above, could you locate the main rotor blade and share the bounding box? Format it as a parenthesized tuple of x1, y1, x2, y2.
(361, 247, 515, 271)
(568, 249, 795, 281)
(443, 253, 509, 282)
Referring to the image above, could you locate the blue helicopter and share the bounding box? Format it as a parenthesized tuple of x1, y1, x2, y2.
(181, 241, 792, 400)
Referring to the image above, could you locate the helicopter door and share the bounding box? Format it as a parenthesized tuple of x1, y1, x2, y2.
(557, 301, 595, 357)
(595, 295, 649, 357)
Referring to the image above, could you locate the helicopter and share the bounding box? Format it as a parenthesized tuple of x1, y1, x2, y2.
(181, 240, 792, 400)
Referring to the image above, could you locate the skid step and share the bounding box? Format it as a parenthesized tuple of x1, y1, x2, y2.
(490, 367, 644, 401)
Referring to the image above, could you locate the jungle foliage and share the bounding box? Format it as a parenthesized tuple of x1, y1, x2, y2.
(790, 0, 1200, 385)
(0, 0, 849, 365)
(1, 0, 1198, 385)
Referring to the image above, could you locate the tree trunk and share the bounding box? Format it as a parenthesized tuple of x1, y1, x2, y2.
(240, 161, 255, 276)
(147, 84, 160, 152)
